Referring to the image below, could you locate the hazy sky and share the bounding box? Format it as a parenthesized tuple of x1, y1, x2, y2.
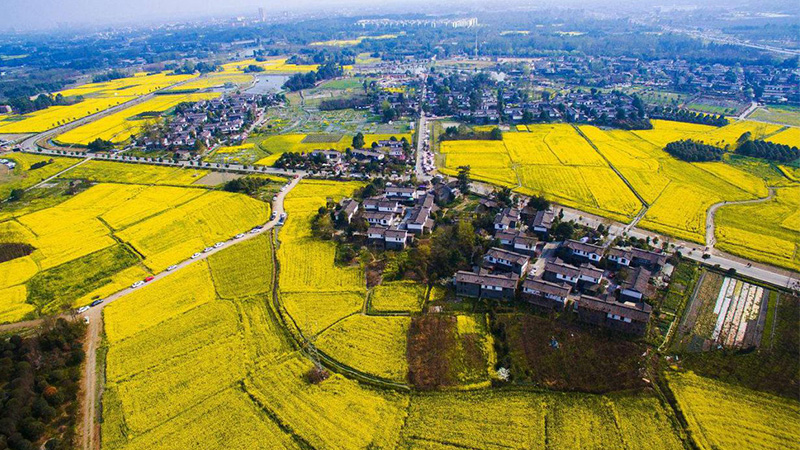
(3, 0, 355, 30)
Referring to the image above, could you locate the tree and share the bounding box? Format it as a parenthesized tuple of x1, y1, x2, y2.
(87, 138, 114, 152)
(8, 189, 24, 202)
(552, 222, 574, 241)
(352, 132, 365, 149)
(526, 195, 550, 211)
(496, 187, 513, 207)
(457, 166, 471, 193)
(489, 127, 502, 140)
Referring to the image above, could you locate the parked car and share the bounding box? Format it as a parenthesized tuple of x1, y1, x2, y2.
(167, 265, 178, 271)
(77, 306, 90, 314)
(131, 281, 145, 288)
(203, 247, 214, 253)
(90, 299, 104, 307)
(144, 276, 155, 282)
(214, 242, 224, 248)
(235, 233, 245, 239)
(270, 212, 277, 220)
(191, 253, 202, 259)
(84, 317, 90, 324)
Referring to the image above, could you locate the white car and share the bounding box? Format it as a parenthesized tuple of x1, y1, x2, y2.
(203, 247, 214, 253)
(214, 242, 224, 248)
(77, 306, 90, 314)
(191, 252, 202, 259)
(167, 265, 178, 271)
(131, 280, 145, 288)
(235, 233, 245, 239)
(250, 228, 260, 234)
(84, 317, 90, 324)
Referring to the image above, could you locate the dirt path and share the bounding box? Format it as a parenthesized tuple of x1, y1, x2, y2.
(705, 187, 775, 249)
(26, 157, 92, 191)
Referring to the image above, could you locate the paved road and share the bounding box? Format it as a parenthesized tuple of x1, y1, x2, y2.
(737, 101, 759, 121)
(0, 174, 303, 450)
(20, 147, 307, 178)
(415, 113, 431, 182)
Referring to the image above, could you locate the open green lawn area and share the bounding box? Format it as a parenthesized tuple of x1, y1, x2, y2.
(750, 105, 800, 127)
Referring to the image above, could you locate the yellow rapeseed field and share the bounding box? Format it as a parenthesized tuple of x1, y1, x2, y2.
(221, 58, 321, 74)
(668, 372, 800, 450)
(63, 160, 209, 185)
(316, 315, 410, 382)
(767, 126, 799, 147)
(244, 354, 409, 450)
(0, 153, 78, 199)
(207, 233, 273, 299)
(371, 280, 426, 312)
(715, 186, 800, 271)
(117, 191, 267, 272)
(56, 93, 219, 145)
(0, 285, 34, 323)
(401, 390, 684, 449)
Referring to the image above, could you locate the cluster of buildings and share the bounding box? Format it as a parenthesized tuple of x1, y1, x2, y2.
(0, 158, 17, 170)
(278, 138, 413, 174)
(138, 93, 274, 152)
(338, 182, 460, 249)
(454, 204, 669, 336)
(356, 17, 478, 28)
(525, 56, 799, 104)
(424, 71, 643, 125)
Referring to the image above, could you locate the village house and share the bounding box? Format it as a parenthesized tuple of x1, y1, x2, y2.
(530, 209, 554, 236)
(606, 248, 634, 267)
(338, 199, 359, 224)
(630, 247, 668, 271)
(543, 260, 603, 287)
(574, 295, 652, 336)
(406, 206, 434, 234)
(364, 211, 396, 227)
(563, 240, 604, 263)
(455, 271, 519, 300)
(493, 207, 521, 231)
(385, 186, 417, 201)
(619, 266, 653, 303)
(521, 278, 572, 311)
(483, 247, 531, 276)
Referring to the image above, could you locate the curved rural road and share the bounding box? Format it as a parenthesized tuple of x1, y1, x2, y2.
(705, 187, 775, 249)
(0, 174, 302, 450)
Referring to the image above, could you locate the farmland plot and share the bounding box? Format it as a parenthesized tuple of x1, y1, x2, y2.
(714, 186, 800, 271)
(56, 93, 219, 145)
(370, 280, 427, 312)
(316, 315, 410, 382)
(244, 354, 409, 450)
(399, 390, 684, 450)
(0, 153, 78, 199)
(62, 160, 209, 185)
(668, 372, 800, 450)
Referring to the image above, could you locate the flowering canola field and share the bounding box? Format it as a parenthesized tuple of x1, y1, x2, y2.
(0, 72, 196, 133)
(668, 372, 800, 450)
(55, 93, 219, 145)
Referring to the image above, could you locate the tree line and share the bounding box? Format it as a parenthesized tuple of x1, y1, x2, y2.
(283, 61, 344, 92)
(664, 139, 725, 162)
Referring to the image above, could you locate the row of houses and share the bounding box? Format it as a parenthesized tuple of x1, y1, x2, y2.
(339, 184, 442, 250)
(453, 237, 667, 335)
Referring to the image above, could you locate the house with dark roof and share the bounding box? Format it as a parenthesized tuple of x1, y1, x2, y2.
(619, 267, 653, 303)
(543, 260, 603, 287)
(406, 207, 434, 234)
(574, 295, 652, 335)
(364, 211, 396, 227)
(483, 247, 531, 276)
(384, 228, 409, 250)
(531, 209, 555, 236)
(493, 207, 521, 231)
(385, 186, 417, 201)
(339, 199, 359, 224)
(563, 240, 604, 263)
(455, 271, 519, 300)
(630, 247, 668, 271)
(522, 278, 572, 311)
(606, 248, 633, 267)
